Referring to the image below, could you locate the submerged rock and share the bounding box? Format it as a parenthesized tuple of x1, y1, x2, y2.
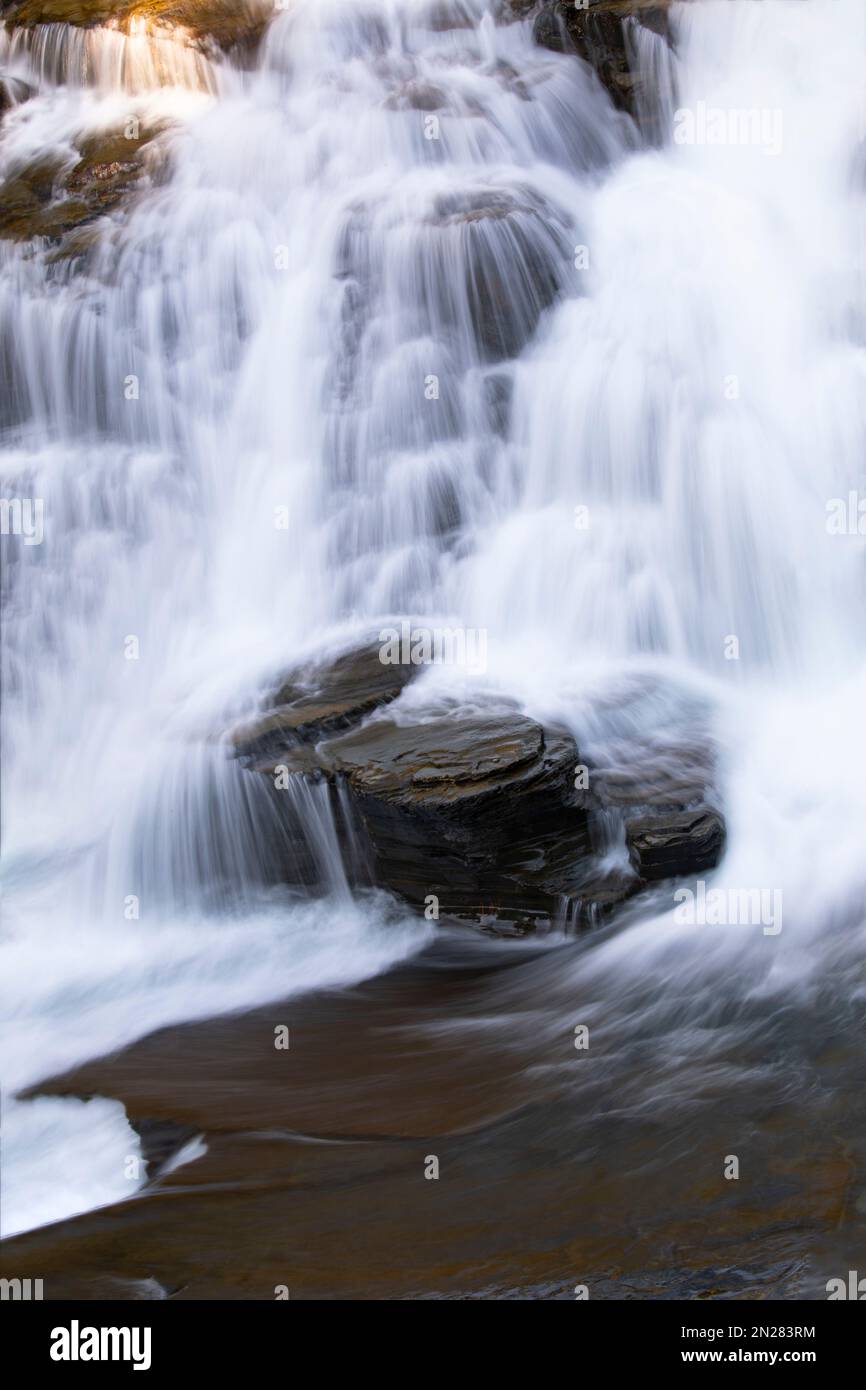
(384, 79, 449, 113)
(428, 186, 570, 363)
(525, 0, 672, 115)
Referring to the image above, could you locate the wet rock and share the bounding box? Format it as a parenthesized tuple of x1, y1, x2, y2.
(65, 127, 151, 207)
(4, 932, 854, 1300)
(133, 1116, 199, 1178)
(232, 641, 418, 764)
(235, 643, 620, 929)
(529, 0, 672, 115)
(0, 120, 164, 242)
(0, 154, 64, 240)
(318, 710, 593, 924)
(581, 681, 726, 884)
(2, 0, 271, 53)
(385, 79, 449, 113)
(426, 0, 478, 31)
(429, 187, 569, 363)
(626, 807, 725, 881)
(482, 371, 513, 437)
(233, 644, 726, 930)
(0, 72, 33, 116)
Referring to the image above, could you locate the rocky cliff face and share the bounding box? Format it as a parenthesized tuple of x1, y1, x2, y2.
(510, 0, 673, 116)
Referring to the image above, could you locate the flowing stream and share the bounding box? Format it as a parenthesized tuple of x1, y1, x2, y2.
(2, 0, 866, 1256)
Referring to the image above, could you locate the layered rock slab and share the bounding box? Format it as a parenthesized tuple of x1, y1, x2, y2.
(233, 641, 726, 931)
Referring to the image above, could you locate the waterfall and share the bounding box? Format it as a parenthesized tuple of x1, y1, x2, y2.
(2, 0, 866, 1237)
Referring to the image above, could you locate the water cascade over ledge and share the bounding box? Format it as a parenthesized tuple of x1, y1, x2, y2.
(2, 0, 866, 1263)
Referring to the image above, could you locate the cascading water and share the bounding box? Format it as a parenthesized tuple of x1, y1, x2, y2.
(2, 0, 866, 1256)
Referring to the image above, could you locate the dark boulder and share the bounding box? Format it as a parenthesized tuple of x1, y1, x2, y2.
(579, 680, 726, 885)
(626, 808, 726, 881)
(132, 1117, 199, 1179)
(318, 710, 594, 925)
(384, 80, 449, 113)
(233, 641, 616, 929)
(232, 642, 727, 933)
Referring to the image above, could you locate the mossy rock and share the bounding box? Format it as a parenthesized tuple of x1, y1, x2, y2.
(0, 154, 66, 239)
(0, 119, 166, 242)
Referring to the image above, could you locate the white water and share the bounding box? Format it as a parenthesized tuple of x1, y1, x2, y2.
(2, 0, 866, 1237)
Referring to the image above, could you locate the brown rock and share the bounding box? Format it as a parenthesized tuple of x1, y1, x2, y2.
(0, 72, 33, 116)
(2, 0, 270, 53)
(0, 119, 166, 243)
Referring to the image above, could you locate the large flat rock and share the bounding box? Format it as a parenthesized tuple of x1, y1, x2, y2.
(2, 934, 858, 1300)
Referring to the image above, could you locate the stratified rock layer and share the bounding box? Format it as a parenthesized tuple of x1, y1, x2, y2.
(321, 711, 594, 921)
(233, 641, 726, 932)
(627, 807, 726, 881)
